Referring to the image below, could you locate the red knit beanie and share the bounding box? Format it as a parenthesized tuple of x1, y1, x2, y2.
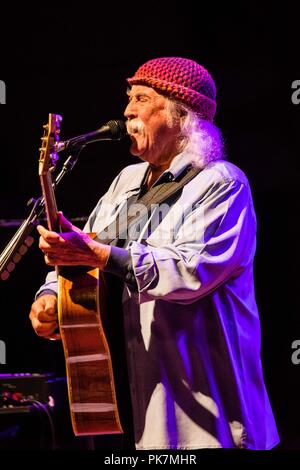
(127, 57, 217, 122)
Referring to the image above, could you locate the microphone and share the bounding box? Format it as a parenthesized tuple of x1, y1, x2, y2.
(56, 119, 127, 152)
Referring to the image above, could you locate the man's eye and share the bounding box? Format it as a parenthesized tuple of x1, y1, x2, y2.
(137, 95, 149, 102)
(127, 95, 149, 104)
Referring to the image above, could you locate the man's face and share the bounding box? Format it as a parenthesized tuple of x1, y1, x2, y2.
(124, 85, 181, 167)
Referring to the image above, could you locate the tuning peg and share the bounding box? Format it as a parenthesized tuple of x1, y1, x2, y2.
(43, 124, 49, 130)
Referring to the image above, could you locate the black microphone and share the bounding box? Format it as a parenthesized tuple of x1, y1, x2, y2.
(56, 119, 127, 152)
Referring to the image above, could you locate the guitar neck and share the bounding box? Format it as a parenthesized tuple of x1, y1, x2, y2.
(38, 113, 62, 234)
(40, 171, 60, 233)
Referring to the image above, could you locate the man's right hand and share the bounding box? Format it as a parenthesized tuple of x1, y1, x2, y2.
(29, 294, 61, 340)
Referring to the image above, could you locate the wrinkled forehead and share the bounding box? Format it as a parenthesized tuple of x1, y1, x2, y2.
(126, 84, 165, 100)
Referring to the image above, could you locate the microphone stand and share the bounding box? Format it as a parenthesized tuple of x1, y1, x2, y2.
(0, 147, 84, 281)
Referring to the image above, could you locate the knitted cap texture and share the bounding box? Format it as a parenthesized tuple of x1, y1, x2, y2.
(127, 57, 217, 121)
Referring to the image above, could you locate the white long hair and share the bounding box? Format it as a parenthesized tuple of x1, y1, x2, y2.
(166, 99, 225, 169)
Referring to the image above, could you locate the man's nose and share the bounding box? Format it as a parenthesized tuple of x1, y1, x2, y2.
(124, 100, 137, 120)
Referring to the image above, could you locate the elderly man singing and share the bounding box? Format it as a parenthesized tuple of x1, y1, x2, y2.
(29, 57, 279, 450)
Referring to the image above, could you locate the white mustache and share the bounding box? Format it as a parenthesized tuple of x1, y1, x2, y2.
(126, 119, 145, 136)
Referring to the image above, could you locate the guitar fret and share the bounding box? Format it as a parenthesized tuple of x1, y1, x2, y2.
(67, 353, 108, 364)
(71, 403, 116, 413)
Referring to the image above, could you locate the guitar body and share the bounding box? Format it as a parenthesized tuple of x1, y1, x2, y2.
(58, 266, 123, 435)
(39, 114, 123, 436)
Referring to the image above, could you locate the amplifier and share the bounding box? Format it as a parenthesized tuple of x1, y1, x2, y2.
(0, 373, 55, 449)
(0, 372, 53, 407)
(0, 373, 94, 449)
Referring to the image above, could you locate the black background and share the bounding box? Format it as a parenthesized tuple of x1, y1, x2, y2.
(0, 1, 299, 453)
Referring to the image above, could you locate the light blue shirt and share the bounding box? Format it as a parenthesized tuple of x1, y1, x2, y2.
(36, 153, 279, 450)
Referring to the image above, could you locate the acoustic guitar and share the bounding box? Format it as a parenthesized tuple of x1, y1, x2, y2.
(38, 113, 123, 436)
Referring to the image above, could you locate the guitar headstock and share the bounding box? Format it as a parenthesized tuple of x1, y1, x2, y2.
(39, 114, 62, 176)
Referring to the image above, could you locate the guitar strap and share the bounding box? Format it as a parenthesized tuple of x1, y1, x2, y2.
(95, 165, 201, 245)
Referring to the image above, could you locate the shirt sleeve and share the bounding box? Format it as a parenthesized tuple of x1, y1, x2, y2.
(129, 180, 256, 304)
(35, 270, 58, 299)
(104, 246, 137, 287)
(35, 246, 137, 300)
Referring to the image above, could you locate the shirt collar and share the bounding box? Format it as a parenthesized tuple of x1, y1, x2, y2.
(124, 152, 192, 194)
(157, 151, 191, 183)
